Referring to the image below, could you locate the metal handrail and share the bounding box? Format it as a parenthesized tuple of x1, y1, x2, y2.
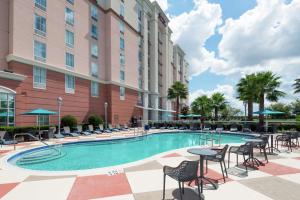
(14, 133, 50, 150)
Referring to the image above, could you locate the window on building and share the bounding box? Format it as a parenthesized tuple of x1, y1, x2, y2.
(120, 70, 125, 82)
(138, 79, 143, 89)
(91, 81, 99, 97)
(91, 5, 98, 21)
(66, 52, 74, 68)
(65, 7, 74, 26)
(138, 9, 142, 21)
(91, 62, 98, 77)
(34, 40, 46, 62)
(0, 92, 15, 126)
(120, 2, 125, 17)
(119, 21, 125, 33)
(120, 37, 125, 50)
(120, 51, 125, 66)
(91, 43, 98, 58)
(38, 115, 49, 126)
(65, 30, 74, 48)
(137, 92, 143, 106)
(33, 66, 46, 89)
(66, 0, 74, 5)
(65, 74, 75, 93)
(138, 23, 142, 33)
(35, 0, 47, 11)
(120, 86, 125, 100)
(34, 14, 46, 36)
(138, 51, 143, 61)
(91, 24, 98, 39)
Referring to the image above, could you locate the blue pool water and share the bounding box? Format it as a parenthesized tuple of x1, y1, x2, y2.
(8, 132, 249, 171)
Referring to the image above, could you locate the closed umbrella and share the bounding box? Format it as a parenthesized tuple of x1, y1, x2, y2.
(22, 108, 57, 139)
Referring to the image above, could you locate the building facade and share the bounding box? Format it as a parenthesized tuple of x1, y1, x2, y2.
(0, 0, 189, 127)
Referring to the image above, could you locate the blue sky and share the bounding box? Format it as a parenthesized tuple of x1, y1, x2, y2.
(158, 0, 300, 109)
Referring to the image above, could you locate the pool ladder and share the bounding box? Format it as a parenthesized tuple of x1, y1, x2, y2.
(201, 131, 221, 147)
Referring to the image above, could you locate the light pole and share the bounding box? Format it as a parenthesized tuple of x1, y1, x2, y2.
(104, 102, 108, 129)
(57, 97, 63, 135)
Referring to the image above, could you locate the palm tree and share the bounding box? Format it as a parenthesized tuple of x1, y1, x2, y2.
(255, 71, 285, 125)
(211, 92, 226, 121)
(167, 81, 188, 120)
(294, 78, 300, 94)
(236, 74, 257, 121)
(191, 95, 212, 118)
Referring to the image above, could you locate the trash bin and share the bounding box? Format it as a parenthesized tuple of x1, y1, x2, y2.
(144, 124, 149, 131)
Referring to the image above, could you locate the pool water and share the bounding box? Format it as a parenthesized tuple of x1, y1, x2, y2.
(8, 132, 249, 171)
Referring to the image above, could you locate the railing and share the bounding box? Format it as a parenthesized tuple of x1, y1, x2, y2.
(14, 133, 50, 150)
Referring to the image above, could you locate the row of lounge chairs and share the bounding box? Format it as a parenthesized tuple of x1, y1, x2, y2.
(153, 124, 250, 132)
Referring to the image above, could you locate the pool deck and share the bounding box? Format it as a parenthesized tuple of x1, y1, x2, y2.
(1, 130, 300, 200)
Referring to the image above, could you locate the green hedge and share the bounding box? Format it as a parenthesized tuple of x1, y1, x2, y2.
(61, 115, 77, 128)
(0, 126, 50, 134)
(87, 114, 103, 127)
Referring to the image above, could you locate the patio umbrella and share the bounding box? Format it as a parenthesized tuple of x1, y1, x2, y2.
(253, 109, 284, 132)
(22, 108, 57, 138)
(178, 114, 186, 118)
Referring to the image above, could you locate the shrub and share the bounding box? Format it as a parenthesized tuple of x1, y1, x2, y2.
(61, 115, 77, 128)
(88, 114, 103, 127)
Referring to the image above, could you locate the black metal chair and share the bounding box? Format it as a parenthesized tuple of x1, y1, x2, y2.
(276, 133, 292, 151)
(163, 160, 201, 200)
(228, 143, 252, 172)
(205, 145, 229, 182)
(253, 135, 269, 163)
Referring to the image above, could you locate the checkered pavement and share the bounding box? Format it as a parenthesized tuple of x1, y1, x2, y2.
(1, 133, 300, 200)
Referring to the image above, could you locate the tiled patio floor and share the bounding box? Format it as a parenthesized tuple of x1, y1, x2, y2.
(1, 131, 300, 200)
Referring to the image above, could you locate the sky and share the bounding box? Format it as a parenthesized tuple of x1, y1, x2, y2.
(152, 0, 300, 110)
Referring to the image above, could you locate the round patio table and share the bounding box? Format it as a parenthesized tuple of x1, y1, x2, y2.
(187, 148, 218, 193)
(265, 133, 280, 154)
(242, 138, 264, 168)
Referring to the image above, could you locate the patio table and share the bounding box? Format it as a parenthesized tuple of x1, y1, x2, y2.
(242, 138, 264, 168)
(187, 148, 218, 193)
(265, 133, 280, 154)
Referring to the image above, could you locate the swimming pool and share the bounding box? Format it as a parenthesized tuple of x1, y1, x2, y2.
(8, 132, 249, 171)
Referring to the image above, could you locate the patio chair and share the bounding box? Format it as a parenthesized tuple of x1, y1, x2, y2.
(163, 160, 201, 200)
(228, 143, 252, 172)
(205, 145, 229, 182)
(108, 124, 119, 132)
(203, 124, 211, 131)
(253, 135, 269, 163)
(276, 133, 292, 151)
(215, 124, 223, 132)
(52, 127, 64, 139)
(0, 131, 17, 147)
(242, 124, 251, 133)
(76, 125, 92, 136)
(62, 127, 80, 137)
(290, 132, 299, 148)
(101, 124, 112, 133)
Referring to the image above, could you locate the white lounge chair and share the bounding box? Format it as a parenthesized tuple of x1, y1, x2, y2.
(63, 127, 80, 137)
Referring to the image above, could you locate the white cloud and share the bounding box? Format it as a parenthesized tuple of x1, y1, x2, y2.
(170, 0, 300, 107)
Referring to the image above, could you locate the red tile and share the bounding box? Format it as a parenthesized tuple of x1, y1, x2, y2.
(0, 150, 11, 154)
(162, 153, 182, 158)
(67, 173, 132, 200)
(0, 183, 19, 198)
(259, 162, 300, 175)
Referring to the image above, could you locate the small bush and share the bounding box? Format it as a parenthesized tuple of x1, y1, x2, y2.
(88, 114, 103, 127)
(61, 115, 77, 128)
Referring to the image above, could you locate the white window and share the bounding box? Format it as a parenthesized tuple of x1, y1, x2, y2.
(34, 40, 46, 62)
(120, 37, 125, 50)
(65, 74, 75, 93)
(119, 21, 125, 33)
(91, 62, 98, 77)
(120, 86, 125, 100)
(34, 14, 46, 36)
(120, 70, 125, 82)
(91, 5, 98, 20)
(66, 52, 74, 68)
(33, 66, 46, 89)
(65, 30, 74, 48)
(65, 7, 74, 26)
(91, 81, 99, 97)
(120, 2, 125, 17)
(91, 43, 98, 58)
(35, 0, 47, 11)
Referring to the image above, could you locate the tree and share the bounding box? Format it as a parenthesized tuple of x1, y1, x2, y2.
(191, 95, 212, 118)
(167, 81, 188, 120)
(291, 99, 300, 115)
(221, 105, 242, 120)
(181, 105, 189, 115)
(268, 103, 291, 118)
(211, 92, 226, 121)
(255, 71, 285, 125)
(294, 78, 300, 94)
(236, 74, 257, 121)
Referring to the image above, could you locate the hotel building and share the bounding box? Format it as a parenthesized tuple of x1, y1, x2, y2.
(0, 0, 189, 127)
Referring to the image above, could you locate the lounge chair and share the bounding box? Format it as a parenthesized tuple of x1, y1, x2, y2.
(109, 124, 119, 132)
(89, 124, 102, 134)
(77, 125, 92, 135)
(203, 124, 211, 131)
(101, 124, 112, 133)
(230, 125, 238, 132)
(62, 127, 80, 137)
(242, 124, 251, 133)
(53, 127, 64, 139)
(0, 131, 17, 147)
(116, 124, 126, 131)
